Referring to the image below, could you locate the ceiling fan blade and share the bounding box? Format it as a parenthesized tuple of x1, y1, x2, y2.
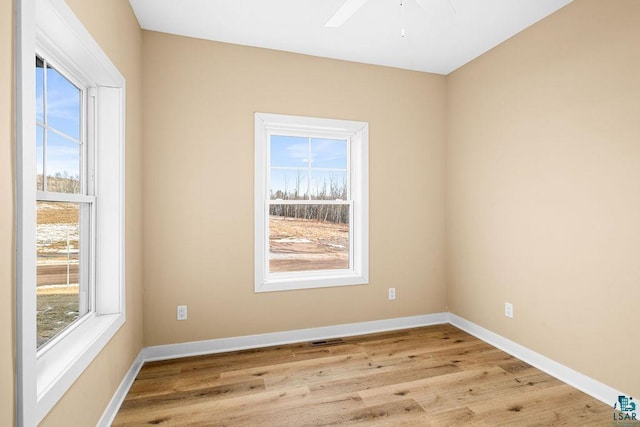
(325, 0, 369, 27)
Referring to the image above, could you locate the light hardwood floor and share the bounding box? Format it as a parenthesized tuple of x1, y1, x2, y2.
(113, 324, 612, 426)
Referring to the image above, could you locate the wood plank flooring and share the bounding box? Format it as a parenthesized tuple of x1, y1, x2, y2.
(113, 324, 612, 426)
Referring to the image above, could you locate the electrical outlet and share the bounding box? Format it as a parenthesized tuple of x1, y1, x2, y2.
(388, 288, 396, 300)
(505, 302, 513, 318)
(177, 305, 188, 321)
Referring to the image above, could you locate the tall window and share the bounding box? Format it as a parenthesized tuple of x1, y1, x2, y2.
(35, 55, 93, 349)
(255, 113, 369, 292)
(17, 0, 125, 423)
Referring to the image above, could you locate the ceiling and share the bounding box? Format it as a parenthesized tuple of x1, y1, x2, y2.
(128, 0, 573, 75)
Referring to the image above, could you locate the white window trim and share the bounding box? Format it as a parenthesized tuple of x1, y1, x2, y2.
(16, 0, 126, 424)
(254, 113, 369, 293)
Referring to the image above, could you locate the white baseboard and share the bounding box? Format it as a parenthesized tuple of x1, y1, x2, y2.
(143, 313, 449, 362)
(97, 350, 144, 427)
(448, 313, 622, 406)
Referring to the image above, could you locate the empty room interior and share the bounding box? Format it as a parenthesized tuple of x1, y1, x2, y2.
(2, 0, 640, 425)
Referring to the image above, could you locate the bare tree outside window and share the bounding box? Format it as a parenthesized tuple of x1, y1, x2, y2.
(269, 136, 350, 272)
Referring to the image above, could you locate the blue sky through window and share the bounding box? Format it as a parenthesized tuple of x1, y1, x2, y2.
(45, 66, 81, 140)
(36, 57, 82, 185)
(270, 135, 348, 199)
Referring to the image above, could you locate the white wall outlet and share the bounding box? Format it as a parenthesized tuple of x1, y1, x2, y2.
(388, 288, 396, 300)
(505, 302, 513, 318)
(177, 305, 188, 321)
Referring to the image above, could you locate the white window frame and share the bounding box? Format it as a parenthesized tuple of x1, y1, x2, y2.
(255, 113, 369, 293)
(16, 0, 126, 424)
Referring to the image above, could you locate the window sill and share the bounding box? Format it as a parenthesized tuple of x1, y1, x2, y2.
(36, 312, 125, 421)
(257, 272, 368, 293)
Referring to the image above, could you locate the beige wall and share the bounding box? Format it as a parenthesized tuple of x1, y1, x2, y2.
(38, 0, 145, 424)
(447, 0, 640, 397)
(1, 0, 14, 424)
(142, 31, 448, 346)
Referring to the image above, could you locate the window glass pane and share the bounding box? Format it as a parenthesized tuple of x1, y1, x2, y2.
(36, 125, 44, 191)
(270, 168, 308, 200)
(45, 132, 80, 193)
(269, 204, 349, 272)
(310, 138, 347, 169)
(308, 170, 347, 200)
(270, 135, 348, 201)
(36, 201, 87, 348)
(270, 135, 308, 168)
(46, 64, 81, 140)
(36, 56, 44, 123)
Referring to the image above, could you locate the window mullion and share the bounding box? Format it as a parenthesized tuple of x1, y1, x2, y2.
(38, 122, 82, 145)
(42, 58, 47, 191)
